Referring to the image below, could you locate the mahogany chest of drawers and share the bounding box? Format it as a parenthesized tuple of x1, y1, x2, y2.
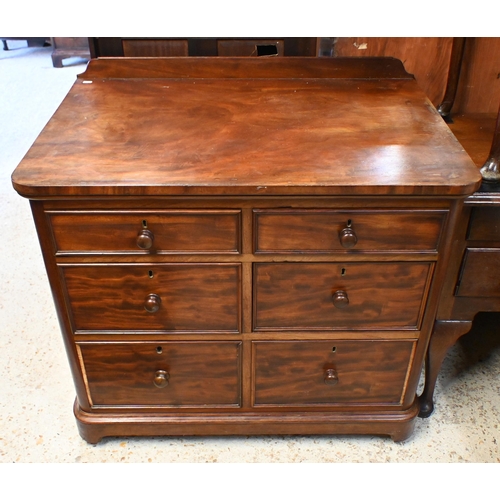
(11, 57, 481, 443)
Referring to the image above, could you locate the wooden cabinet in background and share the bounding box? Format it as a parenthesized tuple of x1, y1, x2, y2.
(51, 37, 90, 68)
(89, 37, 326, 58)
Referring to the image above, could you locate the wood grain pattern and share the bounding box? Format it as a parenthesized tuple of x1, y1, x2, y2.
(62, 264, 241, 332)
(11, 57, 481, 198)
(11, 58, 482, 442)
(456, 249, 500, 297)
(468, 207, 500, 241)
(253, 262, 432, 330)
(78, 341, 241, 407)
(333, 38, 454, 107)
(455, 38, 500, 114)
(122, 39, 188, 57)
(254, 209, 446, 253)
(447, 113, 497, 167)
(49, 209, 241, 254)
(253, 340, 414, 405)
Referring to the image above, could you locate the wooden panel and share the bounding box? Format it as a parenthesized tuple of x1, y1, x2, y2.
(333, 37, 454, 106)
(122, 39, 188, 57)
(253, 262, 432, 330)
(78, 56, 412, 80)
(447, 114, 498, 167)
(78, 341, 241, 407)
(455, 38, 500, 114)
(254, 209, 446, 253)
(49, 210, 241, 254)
(253, 340, 414, 405)
(217, 39, 284, 56)
(468, 207, 500, 241)
(456, 249, 500, 297)
(12, 58, 481, 198)
(62, 264, 241, 332)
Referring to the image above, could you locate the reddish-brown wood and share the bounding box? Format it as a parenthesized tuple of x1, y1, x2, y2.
(62, 264, 241, 332)
(468, 207, 500, 240)
(252, 340, 415, 406)
(48, 210, 241, 254)
(253, 262, 432, 330)
(455, 38, 500, 114)
(77, 341, 242, 407)
(419, 113, 500, 416)
(333, 38, 454, 107)
(254, 209, 446, 253)
(455, 249, 500, 297)
(122, 39, 188, 57)
(11, 58, 480, 199)
(11, 58, 482, 442)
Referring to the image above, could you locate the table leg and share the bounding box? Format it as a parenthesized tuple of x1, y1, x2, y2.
(419, 320, 472, 417)
(480, 103, 500, 183)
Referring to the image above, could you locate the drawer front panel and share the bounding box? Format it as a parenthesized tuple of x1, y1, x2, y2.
(78, 341, 241, 407)
(254, 262, 432, 330)
(254, 209, 446, 253)
(62, 264, 241, 332)
(253, 340, 415, 406)
(468, 208, 500, 241)
(49, 210, 241, 254)
(456, 249, 500, 297)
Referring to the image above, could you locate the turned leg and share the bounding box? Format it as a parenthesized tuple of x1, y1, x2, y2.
(480, 103, 500, 183)
(419, 320, 472, 418)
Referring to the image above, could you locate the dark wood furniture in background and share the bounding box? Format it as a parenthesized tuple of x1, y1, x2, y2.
(88, 37, 333, 58)
(51, 37, 90, 68)
(1, 37, 49, 50)
(417, 38, 500, 415)
(12, 57, 480, 443)
(328, 37, 500, 416)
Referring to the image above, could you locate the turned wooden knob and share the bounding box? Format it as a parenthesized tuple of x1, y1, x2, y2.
(332, 290, 349, 309)
(144, 293, 161, 313)
(324, 368, 339, 385)
(137, 229, 154, 249)
(154, 369, 169, 388)
(339, 226, 357, 248)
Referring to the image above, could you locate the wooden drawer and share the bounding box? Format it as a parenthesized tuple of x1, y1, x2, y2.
(253, 340, 415, 406)
(77, 341, 242, 408)
(62, 264, 241, 332)
(253, 209, 446, 253)
(254, 262, 432, 330)
(467, 208, 500, 241)
(456, 248, 500, 297)
(48, 210, 241, 254)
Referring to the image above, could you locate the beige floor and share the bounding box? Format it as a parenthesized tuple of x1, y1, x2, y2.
(1, 41, 500, 464)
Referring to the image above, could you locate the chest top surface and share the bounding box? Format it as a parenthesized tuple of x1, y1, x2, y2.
(12, 57, 481, 198)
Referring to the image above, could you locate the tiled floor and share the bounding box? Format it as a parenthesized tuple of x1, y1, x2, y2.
(1, 41, 500, 464)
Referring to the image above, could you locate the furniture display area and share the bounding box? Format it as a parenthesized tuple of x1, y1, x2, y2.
(419, 106, 500, 416)
(11, 57, 481, 443)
